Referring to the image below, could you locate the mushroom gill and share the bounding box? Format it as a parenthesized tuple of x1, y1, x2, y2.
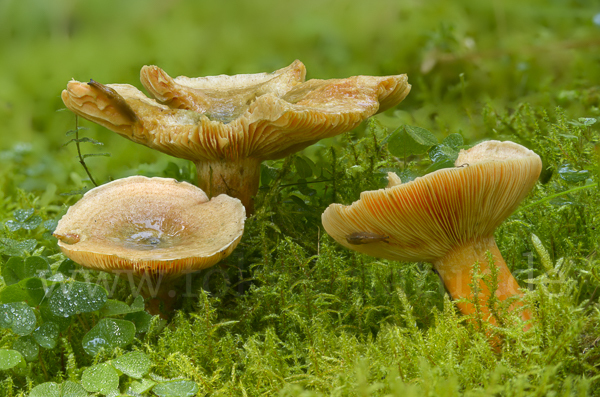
(61, 60, 411, 213)
(54, 176, 245, 315)
(322, 141, 542, 330)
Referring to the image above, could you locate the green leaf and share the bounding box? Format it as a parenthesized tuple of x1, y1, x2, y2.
(22, 215, 43, 230)
(558, 165, 590, 183)
(441, 133, 464, 149)
(2, 257, 25, 285)
(4, 220, 21, 232)
(81, 152, 111, 158)
(6, 213, 42, 231)
(152, 380, 199, 397)
(0, 277, 47, 306)
(65, 126, 89, 136)
(57, 259, 77, 277)
(112, 351, 151, 379)
(29, 381, 88, 397)
(428, 144, 459, 163)
(2, 256, 51, 285)
(99, 297, 145, 317)
(0, 349, 26, 370)
(33, 322, 60, 349)
(43, 219, 59, 233)
(63, 137, 104, 147)
(557, 133, 579, 140)
(47, 281, 108, 317)
(387, 125, 438, 157)
(568, 117, 597, 127)
(0, 302, 37, 336)
(39, 302, 73, 331)
(60, 187, 90, 196)
(0, 238, 37, 256)
(260, 164, 278, 187)
(29, 382, 61, 397)
(77, 137, 104, 145)
(82, 318, 136, 356)
(124, 311, 153, 334)
(296, 179, 317, 197)
(81, 363, 119, 394)
(12, 335, 39, 361)
(99, 299, 134, 317)
(288, 194, 313, 211)
(578, 117, 597, 126)
(294, 156, 314, 179)
(60, 380, 89, 397)
(130, 295, 144, 311)
(396, 169, 419, 183)
(13, 209, 34, 222)
(128, 378, 156, 394)
(27, 256, 53, 279)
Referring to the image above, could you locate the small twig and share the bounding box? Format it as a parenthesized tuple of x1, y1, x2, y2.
(74, 115, 98, 187)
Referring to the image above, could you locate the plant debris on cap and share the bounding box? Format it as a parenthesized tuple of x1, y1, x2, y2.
(322, 140, 542, 330)
(53, 176, 245, 282)
(61, 60, 411, 213)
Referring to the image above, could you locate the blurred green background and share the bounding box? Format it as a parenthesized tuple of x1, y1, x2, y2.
(1, 0, 599, 192)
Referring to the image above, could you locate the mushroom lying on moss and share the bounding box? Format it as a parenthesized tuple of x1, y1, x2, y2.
(61, 60, 410, 213)
(53, 176, 245, 316)
(322, 141, 542, 330)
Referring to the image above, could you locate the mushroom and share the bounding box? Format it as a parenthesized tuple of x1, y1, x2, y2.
(322, 141, 542, 329)
(61, 60, 410, 213)
(53, 176, 245, 315)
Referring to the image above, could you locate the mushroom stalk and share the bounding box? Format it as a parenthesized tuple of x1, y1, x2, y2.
(433, 236, 531, 327)
(195, 157, 261, 214)
(135, 276, 181, 318)
(62, 62, 410, 216)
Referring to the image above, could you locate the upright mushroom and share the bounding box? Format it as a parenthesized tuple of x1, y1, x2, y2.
(61, 60, 410, 213)
(322, 141, 542, 329)
(53, 176, 245, 315)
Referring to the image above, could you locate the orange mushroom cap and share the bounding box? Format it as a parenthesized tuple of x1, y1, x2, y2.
(53, 176, 245, 282)
(322, 140, 542, 261)
(322, 140, 542, 330)
(60, 60, 411, 212)
(61, 60, 410, 163)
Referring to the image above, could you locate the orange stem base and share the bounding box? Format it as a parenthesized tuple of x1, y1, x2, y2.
(433, 236, 531, 329)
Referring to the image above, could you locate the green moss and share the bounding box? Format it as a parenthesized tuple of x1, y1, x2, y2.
(0, 0, 599, 395)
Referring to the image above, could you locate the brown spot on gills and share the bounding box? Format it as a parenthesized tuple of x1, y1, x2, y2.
(345, 232, 390, 245)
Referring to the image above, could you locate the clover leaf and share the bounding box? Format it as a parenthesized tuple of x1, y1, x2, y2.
(47, 281, 108, 318)
(82, 318, 136, 356)
(0, 302, 37, 336)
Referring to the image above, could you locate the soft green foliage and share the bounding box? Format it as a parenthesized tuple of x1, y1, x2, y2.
(0, 0, 599, 396)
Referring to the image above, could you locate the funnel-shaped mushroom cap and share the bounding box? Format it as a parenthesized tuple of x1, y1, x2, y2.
(53, 176, 245, 280)
(60, 60, 410, 163)
(322, 141, 542, 262)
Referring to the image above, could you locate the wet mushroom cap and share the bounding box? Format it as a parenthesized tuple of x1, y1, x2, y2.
(61, 60, 411, 213)
(321, 141, 542, 261)
(53, 176, 245, 280)
(60, 60, 411, 163)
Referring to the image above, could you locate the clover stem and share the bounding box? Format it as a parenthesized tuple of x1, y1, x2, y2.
(196, 158, 261, 214)
(432, 236, 532, 328)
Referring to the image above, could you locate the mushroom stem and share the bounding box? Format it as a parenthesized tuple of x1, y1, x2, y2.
(195, 157, 261, 214)
(433, 236, 531, 328)
(142, 283, 180, 319)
